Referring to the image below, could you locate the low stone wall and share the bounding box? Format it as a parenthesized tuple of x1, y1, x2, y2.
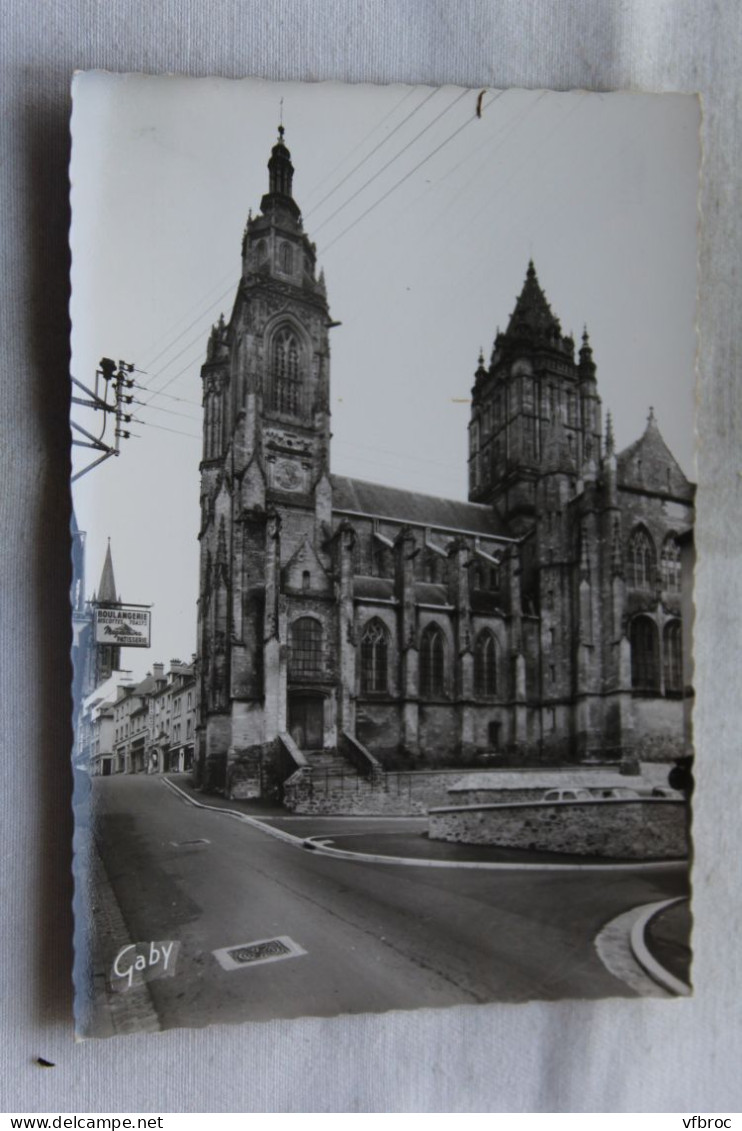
(282, 764, 677, 817)
(283, 770, 468, 816)
(429, 798, 688, 859)
(284, 782, 427, 816)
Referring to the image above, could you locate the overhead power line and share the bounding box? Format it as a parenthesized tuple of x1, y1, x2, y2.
(132, 397, 200, 423)
(305, 86, 439, 221)
(133, 94, 436, 398)
(301, 85, 418, 207)
(129, 90, 496, 406)
(140, 346, 208, 403)
(133, 381, 201, 409)
(138, 323, 223, 406)
(414, 90, 545, 240)
(138, 273, 236, 372)
(131, 416, 201, 441)
(130, 91, 472, 406)
(311, 88, 469, 237)
(322, 90, 500, 254)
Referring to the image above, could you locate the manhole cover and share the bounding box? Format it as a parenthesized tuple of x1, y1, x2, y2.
(231, 939, 290, 964)
(212, 935, 307, 971)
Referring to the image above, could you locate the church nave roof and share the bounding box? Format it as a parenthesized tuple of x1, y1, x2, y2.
(330, 475, 511, 539)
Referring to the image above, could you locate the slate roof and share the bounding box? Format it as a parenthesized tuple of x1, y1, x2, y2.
(414, 582, 450, 606)
(133, 672, 159, 698)
(331, 475, 509, 538)
(616, 412, 694, 499)
(353, 576, 394, 601)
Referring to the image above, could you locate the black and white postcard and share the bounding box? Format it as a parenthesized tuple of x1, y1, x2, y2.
(69, 75, 699, 1037)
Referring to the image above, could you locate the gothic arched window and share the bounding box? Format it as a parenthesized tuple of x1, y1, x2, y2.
(627, 527, 656, 590)
(256, 239, 268, 265)
(661, 535, 681, 594)
(360, 618, 389, 694)
(664, 620, 683, 694)
(270, 326, 303, 417)
(280, 242, 293, 273)
(420, 623, 445, 698)
(474, 631, 497, 697)
(290, 617, 323, 676)
(630, 615, 660, 692)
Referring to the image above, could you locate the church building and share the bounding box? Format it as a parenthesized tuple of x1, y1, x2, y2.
(195, 128, 694, 791)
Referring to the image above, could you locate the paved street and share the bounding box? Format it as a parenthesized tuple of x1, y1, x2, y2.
(89, 775, 689, 1032)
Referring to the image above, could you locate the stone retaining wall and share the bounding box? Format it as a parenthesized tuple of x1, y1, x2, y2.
(283, 764, 678, 817)
(429, 798, 688, 859)
(284, 770, 468, 815)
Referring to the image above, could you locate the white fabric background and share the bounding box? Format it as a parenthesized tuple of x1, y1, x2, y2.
(1, 0, 740, 1114)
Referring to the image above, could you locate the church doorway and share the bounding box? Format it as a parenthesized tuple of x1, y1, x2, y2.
(288, 694, 324, 750)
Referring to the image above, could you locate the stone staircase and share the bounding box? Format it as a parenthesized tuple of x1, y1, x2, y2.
(280, 731, 391, 814)
(302, 749, 363, 779)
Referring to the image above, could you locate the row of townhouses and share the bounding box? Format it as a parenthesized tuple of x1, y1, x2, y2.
(78, 659, 197, 777)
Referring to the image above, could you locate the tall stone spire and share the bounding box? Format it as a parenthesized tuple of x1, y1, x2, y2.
(505, 260, 561, 341)
(97, 539, 118, 604)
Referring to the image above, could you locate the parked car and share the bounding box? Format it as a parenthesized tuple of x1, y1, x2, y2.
(542, 788, 593, 802)
(593, 787, 640, 800)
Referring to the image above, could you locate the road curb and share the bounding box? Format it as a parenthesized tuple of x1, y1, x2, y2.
(300, 836, 686, 872)
(629, 898, 692, 997)
(161, 777, 305, 847)
(163, 778, 687, 873)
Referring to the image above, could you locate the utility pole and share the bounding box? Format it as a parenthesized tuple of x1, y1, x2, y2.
(71, 358, 136, 482)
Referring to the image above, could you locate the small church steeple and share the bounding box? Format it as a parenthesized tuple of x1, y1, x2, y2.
(97, 539, 118, 604)
(268, 125, 294, 198)
(91, 538, 121, 687)
(261, 124, 300, 220)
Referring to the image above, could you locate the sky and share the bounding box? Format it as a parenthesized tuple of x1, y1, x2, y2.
(70, 75, 700, 682)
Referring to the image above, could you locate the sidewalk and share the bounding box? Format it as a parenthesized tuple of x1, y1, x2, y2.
(167, 773, 286, 818)
(644, 897, 692, 987)
(81, 834, 161, 1038)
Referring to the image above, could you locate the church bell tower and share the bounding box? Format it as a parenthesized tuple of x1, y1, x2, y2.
(196, 127, 335, 789)
(468, 261, 602, 535)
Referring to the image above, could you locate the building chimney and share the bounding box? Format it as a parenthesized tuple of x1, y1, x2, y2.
(153, 662, 165, 680)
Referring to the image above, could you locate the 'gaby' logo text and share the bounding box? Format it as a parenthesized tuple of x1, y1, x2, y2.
(111, 941, 179, 991)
